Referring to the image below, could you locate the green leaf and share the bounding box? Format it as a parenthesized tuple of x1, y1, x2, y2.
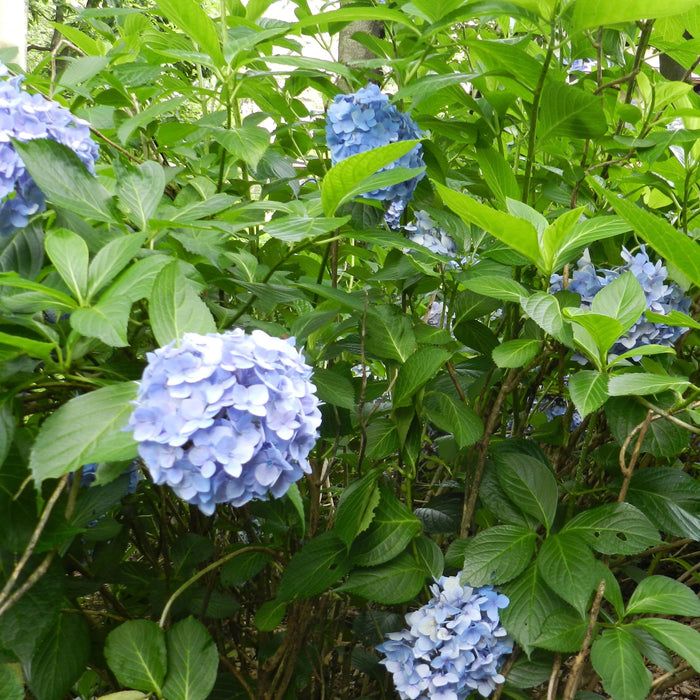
(265, 215, 350, 243)
(535, 608, 589, 652)
(0, 331, 57, 362)
(607, 373, 690, 396)
(26, 613, 90, 700)
(590, 628, 651, 700)
(646, 309, 700, 331)
(451, 524, 537, 586)
(87, 233, 147, 301)
(627, 468, 700, 539)
(538, 532, 599, 616)
(537, 82, 607, 141)
(568, 370, 609, 417)
(393, 347, 451, 406)
(539, 207, 586, 277)
(350, 485, 422, 567)
(71, 297, 132, 346)
(149, 262, 216, 347)
(322, 140, 420, 217)
(0, 220, 45, 278)
(254, 599, 286, 632)
(494, 451, 558, 531)
(562, 502, 660, 555)
(413, 535, 444, 579)
(365, 305, 416, 362)
(29, 382, 138, 483)
(162, 617, 218, 700)
(474, 146, 520, 205)
(117, 162, 165, 231)
(461, 275, 529, 302)
(423, 393, 483, 449)
(608, 344, 676, 366)
(0, 664, 23, 700)
(104, 620, 167, 694)
(13, 139, 118, 224)
(492, 339, 541, 368)
(632, 618, 700, 672)
(44, 229, 89, 303)
(277, 532, 351, 601)
(312, 368, 355, 410)
(564, 309, 624, 360)
(591, 272, 646, 331)
(337, 550, 426, 604)
(155, 0, 224, 66)
(101, 255, 171, 305)
(626, 576, 700, 618)
(500, 563, 563, 655)
(552, 216, 631, 272)
(118, 97, 189, 145)
(569, 0, 700, 32)
(604, 193, 700, 289)
(436, 182, 540, 264)
(209, 126, 270, 170)
(606, 398, 690, 459)
(414, 493, 462, 535)
(0, 402, 13, 468)
(220, 549, 272, 588)
(334, 470, 382, 548)
(365, 418, 400, 459)
(521, 292, 572, 345)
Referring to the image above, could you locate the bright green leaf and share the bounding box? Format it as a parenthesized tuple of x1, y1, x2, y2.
(44, 229, 89, 303)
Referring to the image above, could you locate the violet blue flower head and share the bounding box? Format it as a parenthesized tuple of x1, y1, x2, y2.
(326, 83, 424, 224)
(127, 329, 322, 515)
(377, 574, 513, 699)
(0, 60, 99, 236)
(550, 246, 691, 355)
(405, 210, 458, 257)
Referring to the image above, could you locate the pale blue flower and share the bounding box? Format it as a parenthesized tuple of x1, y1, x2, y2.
(377, 574, 513, 699)
(550, 246, 691, 355)
(405, 210, 458, 257)
(0, 61, 99, 236)
(127, 329, 322, 515)
(326, 83, 424, 224)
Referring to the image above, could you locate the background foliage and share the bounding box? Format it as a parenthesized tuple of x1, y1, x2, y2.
(1, 1, 700, 699)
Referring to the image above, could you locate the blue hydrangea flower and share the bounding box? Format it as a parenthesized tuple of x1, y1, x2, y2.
(0, 61, 99, 236)
(539, 395, 583, 430)
(550, 246, 691, 355)
(326, 83, 424, 224)
(405, 210, 458, 257)
(127, 329, 322, 515)
(377, 574, 513, 699)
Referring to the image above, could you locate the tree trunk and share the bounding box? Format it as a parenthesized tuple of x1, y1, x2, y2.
(0, 0, 28, 69)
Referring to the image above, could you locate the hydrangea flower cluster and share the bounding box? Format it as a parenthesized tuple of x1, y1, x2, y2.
(377, 574, 513, 699)
(405, 210, 458, 257)
(0, 61, 99, 236)
(540, 395, 583, 430)
(127, 329, 322, 515)
(550, 246, 691, 354)
(326, 83, 424, 224)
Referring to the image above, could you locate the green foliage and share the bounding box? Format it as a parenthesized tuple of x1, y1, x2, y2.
(3, 1, 700, 698)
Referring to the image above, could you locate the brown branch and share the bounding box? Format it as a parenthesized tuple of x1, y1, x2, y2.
(617, 409, 653, 503)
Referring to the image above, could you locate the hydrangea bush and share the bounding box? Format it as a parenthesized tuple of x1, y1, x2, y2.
(0, 60, 98, 235)
(378, 575, 513, 699)
(326, 82, 424, 223)
(1, 3, 699, 700)
(128, 329, 321, 514)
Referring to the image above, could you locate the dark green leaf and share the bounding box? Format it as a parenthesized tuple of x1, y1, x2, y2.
(423, 393, 483, 449)
(277, 532, 351, 601)
(0, 664, 23, 700)
(537, 82, 607, 140)
(626, 576, 700, 617)
(365, 418, 400, 460)
(535, 608, 589, 652)
(312, 368, 355, 410)
(350, 485, 422, 567)
(149, 262, 216, 347)
(590, 628, 651, 700)
(162, 617, 218, 700)
(451, 524, 537, 586)
(254, 599, 286, 632)
(220, 550, 273, 588)
(365, 305, 416, 362)
(29, 382, 138, 483)
(27, 613, 90, 700)
(632, 618, 700, 672)
(393, 347, 451, 406)
(13, 139, 118, 224)
(413, 535, 444, 579)
(334, 470, 382, 548)
(117, 162, 165, 231)
(209, 126, 270, 170)
(104, 620, 166, 694)
(414, 493, 462, 535)
(562, 502, 660, 555)
(87, 233, 147, 300)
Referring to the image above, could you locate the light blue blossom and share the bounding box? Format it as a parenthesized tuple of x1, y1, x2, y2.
(377, 574, 513, 699)
(405, 210, 458, 257)
(0, 60, 99, 236)
(326, 83, 424, 224)
(127, 329, 322, 515)
(550, 246, 691, 355)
